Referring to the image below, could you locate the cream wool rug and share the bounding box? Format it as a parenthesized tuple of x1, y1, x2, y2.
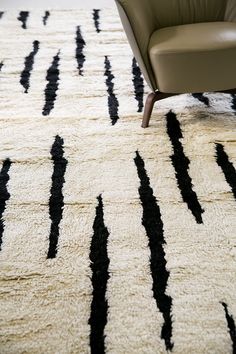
(0, 8, 236, 354)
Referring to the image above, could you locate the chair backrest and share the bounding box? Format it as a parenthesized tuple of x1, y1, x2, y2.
(148, 0, 227, 28)
(225, 0, 236, 22)
(116, 0, 234, 91)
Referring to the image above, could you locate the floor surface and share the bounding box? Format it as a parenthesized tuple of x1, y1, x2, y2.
(0, 0, 114, 8)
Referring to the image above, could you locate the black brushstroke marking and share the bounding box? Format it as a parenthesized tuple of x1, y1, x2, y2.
(231, 94, 236, 113)
(47, 136, 67, 259)
(216, 143, 236, 200)
(132, 57, 144, 113)
(20, 40, 39, 93)
(17, 11, 29, 29)
(93, 9, 101, 33)
(89, 195, 109, 354)
(75, 26, 86, 76)
(166, 111, 204, 223)
(0, 12, 4, 19)
(221, 302, 236, 354)
(104, 56, 119, 125)
(0, 62, 3, 71)
(42, 51, 60, 116)
(192, 93, 209, 106)
(0, 159, 12, 251)
(43, 11, 50, 26)
(134, 151, 173, 351)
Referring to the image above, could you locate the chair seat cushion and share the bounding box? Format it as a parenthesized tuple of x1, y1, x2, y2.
(148, 22, 236, 93)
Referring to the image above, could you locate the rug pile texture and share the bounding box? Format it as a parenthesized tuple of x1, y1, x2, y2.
(0, 8, 236, 354)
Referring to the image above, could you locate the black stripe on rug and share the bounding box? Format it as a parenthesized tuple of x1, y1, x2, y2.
(75, 26, 86, 76)
(0, 62, 3, 71)
(47, 136, 67, 259)
(89, 194, 110, 354)
(221, 302, 236, 354)
(93, 9, 101, 33)
(42, 11, 50, 26)
(232, 94, 236, 113)
(0, 159, 12, 251)
(166, 111, 204, 224)
(134, 151, 173, 351)
(42, 51, 60, 116)
(0, 12, 4, 19)
(216, 143, 236, 200)
(17, 11, 29, 29)
(192, 93, 209, 106)
(20, 40, 40, 93)
(132, 57, 144, 113)
(104, 56, 119, 125)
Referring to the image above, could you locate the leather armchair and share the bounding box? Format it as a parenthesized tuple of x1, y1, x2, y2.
(115, 0, 236, 127)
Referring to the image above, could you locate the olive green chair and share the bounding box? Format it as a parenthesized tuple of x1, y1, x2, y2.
(115, 0, 236, 127)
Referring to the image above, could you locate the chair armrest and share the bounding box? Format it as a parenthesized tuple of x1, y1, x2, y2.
(115, 0, 157, 91)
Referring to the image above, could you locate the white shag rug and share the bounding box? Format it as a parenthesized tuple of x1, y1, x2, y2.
(0, 8, 236, 354)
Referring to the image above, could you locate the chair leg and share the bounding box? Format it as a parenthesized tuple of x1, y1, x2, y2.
(142, 92, 158, 128)
(142, 91, 178, 128)
(142, 88, 236, 128)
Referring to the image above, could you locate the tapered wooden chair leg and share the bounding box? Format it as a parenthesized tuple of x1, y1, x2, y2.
(142, 92, 158, 128)
(141, 89, 236, 128)
(142, 91, 179, 128)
